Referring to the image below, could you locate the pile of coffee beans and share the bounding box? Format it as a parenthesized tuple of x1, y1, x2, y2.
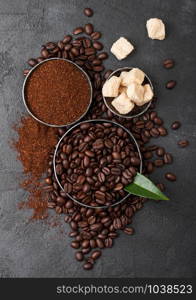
(23, 8, 188, 270)
(55, 121, 140, 207)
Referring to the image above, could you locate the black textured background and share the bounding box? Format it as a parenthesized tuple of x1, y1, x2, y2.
(0, 0, 196, 278)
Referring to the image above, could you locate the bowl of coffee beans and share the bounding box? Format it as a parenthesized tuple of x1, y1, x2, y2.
(102, 67, 154, 119)
(53, 119, 142, 209)
(22, 58, 93, 127)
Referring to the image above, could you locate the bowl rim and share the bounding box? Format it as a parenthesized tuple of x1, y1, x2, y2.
(53, 119, 143, 209)
(22, 57, 93, 128)
(102, 67, 153, 119)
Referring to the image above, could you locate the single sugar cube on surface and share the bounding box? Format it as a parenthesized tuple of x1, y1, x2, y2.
(121, 68, 145, 86)
(127, 83, 144, 106)
(102, 76, 121, 97)
(143, 84, 154, 102)
(111, 37, 134, 60)
(146, 18, 165, 40)
(112, 92, 135, 114)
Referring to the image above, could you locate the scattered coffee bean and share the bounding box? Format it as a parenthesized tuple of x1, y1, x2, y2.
(171, 121, 181, 130)
(178, 140, 189, 148)
(73, 27, 84, 35)
(91, 31, 102, 40)
(163, 153, 173, 164)
(163, 59, 175, 69)
(84, 23, 94, 35)
(83, 262, 93, 270)
(84, 8, 94, 17)
(166, 80, 176, 89)
(123, 227, 134, 235)
(165, 172, 177, 181)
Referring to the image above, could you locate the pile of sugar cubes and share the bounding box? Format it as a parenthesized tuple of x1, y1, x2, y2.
(102, 68, 153, 115)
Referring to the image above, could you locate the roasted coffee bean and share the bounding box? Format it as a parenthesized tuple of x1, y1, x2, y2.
(105, 237, 113, 248)
(71, 241, 80, 249)
(83, 262, 93, 270)
(75, 251, 84, 261)
(85, 47, 96, 56)
(28, 58, 37, 67)
(123, 227, 134, 235)
(166, 80, 176, 89)
(91, 250, 101, 260)
(156, 147, 165, 157)
(154, 159, 164, 167)
(84, 23, 94, 35)
(23, 69, 30, 76)
(150, 128, 160, 137)
(171, 121, 181, 130)
(163, 153, 173, 164)
(156, 183, 165, 191)
(97, 52, 108, 60)
(92, 58, 102, 66)
(63, 35, 72, 44)
(157, 127, 167, 136)
(81, 240, 90, 249)
(163, 59, 175, 69)
(178, 140, 189, 148)
(93, 41, 103, 50)
(73, 27, 84, 35)
(96, 238, 104, 248)
(82, 248, 91, 254)
(93, 65, 104, 72)
(91, 31, 101, 40)
(165, 172, 177, 181)
(84, 7, 94, 17)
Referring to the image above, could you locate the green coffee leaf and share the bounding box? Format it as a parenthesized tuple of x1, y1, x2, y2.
(124, 173, 169, 201)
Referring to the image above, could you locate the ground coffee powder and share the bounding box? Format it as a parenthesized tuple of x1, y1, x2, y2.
(25, 59, 91, 126)
(13, 116, 57, 219)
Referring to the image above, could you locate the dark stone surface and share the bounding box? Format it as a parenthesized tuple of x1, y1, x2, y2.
(0, 0, 196, 278)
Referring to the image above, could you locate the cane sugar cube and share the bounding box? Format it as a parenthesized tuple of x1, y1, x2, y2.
(112, 92, 135, 114)
(143, 84, 154, 102)
(119, 85, 127, 94)
(127, 83, 144, 106)
(146, 18, 165, 40)
(102, 76, 121, 97)
(111, 37, 134, 60)
(121, 68, 145, 86)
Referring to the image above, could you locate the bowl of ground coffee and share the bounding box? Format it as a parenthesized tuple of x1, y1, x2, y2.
(22, 58, 92, 127)
(53, 119, 142, 209)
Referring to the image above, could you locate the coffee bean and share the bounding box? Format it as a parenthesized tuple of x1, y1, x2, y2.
(23, 69, 30, 76)
(97, 52, 108, 60)
(91, 250, 101, 260)
(28, 58, 37, 67)
(156, 183, 165, 191)
(75, 251, 84, 261)
(84, 23, 94, 35)
(96, 238, 104, 248)
(85, 47, 96, 56)
(163, 153, 173, 164)
(92, 59, 102, 66)
(93, 41, 103, 50)
(71, 241, 80, 249)
(84, 8, 94, 17)
(63, 35, 72, 44)
(91, 32, 102, 40)
(154, 159, 164, 167)
(123, 227, 134, 235)
(105, 237, 113, 248)
(83, 262, 93, 270)
(163, 59, 175, 69)
(165, 172, 177, 181)
(178, 140, 189, 148)
(157, 127, 168, 136)
(156, 147, 165, 157)
(73, 27, 84, 35)
(171, 121, 181, 130)
(166, 80, 176, 89)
